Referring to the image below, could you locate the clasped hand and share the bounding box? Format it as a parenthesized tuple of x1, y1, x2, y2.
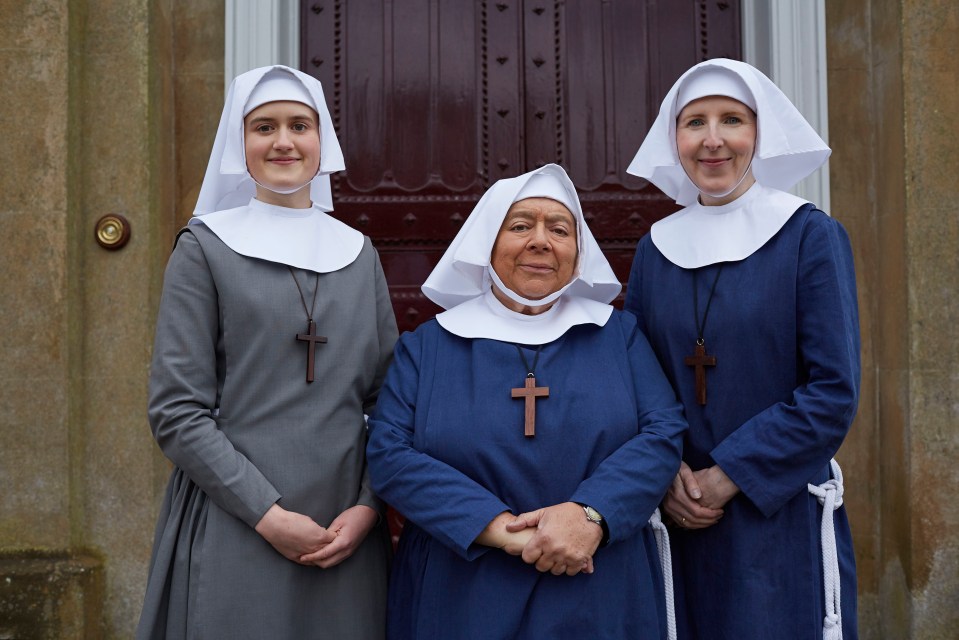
(662, 462, 739, 529)
(477, 502, 602, 577)
(255, 503, 378, 569)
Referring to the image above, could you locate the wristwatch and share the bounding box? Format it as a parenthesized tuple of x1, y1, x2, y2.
(577, 503, 610, 546)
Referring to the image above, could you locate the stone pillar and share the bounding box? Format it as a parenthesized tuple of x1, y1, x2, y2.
(0, 2, 74, 564)
(66, 0, 175, 634)
(0, 0, 221, 635)
(828, 0, 959, 637)
(0, 552, 104, 638)
(898, 1, 959, 637)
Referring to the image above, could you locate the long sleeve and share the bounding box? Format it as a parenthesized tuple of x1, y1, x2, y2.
(569, 314, 686, 543)
(366, 330, 512, 561)
(356, 245, 399, 515)
(709, 215, 861, 517)
(147, 231, 280, 528)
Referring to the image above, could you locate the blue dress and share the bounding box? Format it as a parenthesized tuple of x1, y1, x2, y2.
(367, 310, 687, 639)
(625, 204, 860, 639)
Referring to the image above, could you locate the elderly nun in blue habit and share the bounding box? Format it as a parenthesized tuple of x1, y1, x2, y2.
(367, 164, 687, 639)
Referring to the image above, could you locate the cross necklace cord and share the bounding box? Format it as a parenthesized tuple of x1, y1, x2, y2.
(685, 265, 724, 405)
(289, 266, 327, 383)
(511, 344, 549, 437)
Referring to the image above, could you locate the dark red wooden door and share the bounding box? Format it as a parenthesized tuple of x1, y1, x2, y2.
(301, 0, 740, 546)
(302, 1, 740, 333)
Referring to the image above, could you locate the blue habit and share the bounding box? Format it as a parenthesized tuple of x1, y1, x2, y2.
(367, 311, 687, 639)
(625, 205, 860, 640)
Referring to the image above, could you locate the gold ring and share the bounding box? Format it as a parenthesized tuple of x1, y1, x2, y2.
(681, 517, 687, 526)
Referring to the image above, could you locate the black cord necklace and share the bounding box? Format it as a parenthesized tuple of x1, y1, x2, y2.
(289, 267, 326, 383)
(684, 265, 724, 405)
(511, 344, 549, 437)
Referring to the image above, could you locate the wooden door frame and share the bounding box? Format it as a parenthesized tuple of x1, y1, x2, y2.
(223, 0, 829, 211)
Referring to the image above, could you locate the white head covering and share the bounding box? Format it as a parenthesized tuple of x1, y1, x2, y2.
(423, 164, 622, 344)
(244, 70, 316, 118)
(188, 65, 363, 273)
(677, 67, 756, 115)
(626, 58, 829, 268)
(194, 65, 344, 215)
(628, 58, 829, 207)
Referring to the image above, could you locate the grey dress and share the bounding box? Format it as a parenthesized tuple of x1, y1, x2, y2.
(137, 223, 397, 639)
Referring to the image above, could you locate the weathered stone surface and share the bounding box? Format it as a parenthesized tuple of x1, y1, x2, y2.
(901, 1, 959, 636)
(912, 546, 959, 639)
(0, 551, 103, 640)
(0, 0, 219, 635)
(0, 53, 69, 215)
(64, 1, 178, 634)
(173, 1, 224, 228)
(829, 0, 959, 636)
(826, 2, 890, 631)
(0, 376, 70, 549)
(0, 0, 72, 553)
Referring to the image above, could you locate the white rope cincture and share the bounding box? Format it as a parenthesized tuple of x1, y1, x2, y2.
(649, 508, 677, 640)
(806, 458, 845, 640)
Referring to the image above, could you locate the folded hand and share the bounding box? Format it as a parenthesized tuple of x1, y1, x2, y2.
(255, 503, 336, 564)
(506, 502, 599, 576)
(662, 462, 728, 529)
(299, 505, 379, 569)
(475, 511, 536, 556)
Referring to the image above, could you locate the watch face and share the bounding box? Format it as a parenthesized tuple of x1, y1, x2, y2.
(584, 506, 603, 523)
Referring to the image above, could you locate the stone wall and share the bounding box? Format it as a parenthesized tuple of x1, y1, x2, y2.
(828, 0, 959, 637)
(0, 2, 73, 561)
(0, 0, 222, 636)
(899, 1, 959, 636)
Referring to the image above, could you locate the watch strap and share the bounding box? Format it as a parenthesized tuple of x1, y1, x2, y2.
(575, 502, 610, 547)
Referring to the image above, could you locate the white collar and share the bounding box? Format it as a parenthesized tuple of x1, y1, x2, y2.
(651, 183, 808, 269)
(190, 197, 364, 273)
(435, 289, 614, 344)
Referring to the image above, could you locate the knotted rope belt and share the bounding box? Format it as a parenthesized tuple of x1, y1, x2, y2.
(649, 508, 677, 640)
(649, 459, 844, 640)
(807, 458, 845, 640)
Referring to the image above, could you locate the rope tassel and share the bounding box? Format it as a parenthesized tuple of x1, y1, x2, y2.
(649, 508, 677, 640)
(807, 458, 845, 640)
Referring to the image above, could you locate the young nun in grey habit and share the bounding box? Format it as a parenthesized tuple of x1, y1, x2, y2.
(137, 65, 397, 639)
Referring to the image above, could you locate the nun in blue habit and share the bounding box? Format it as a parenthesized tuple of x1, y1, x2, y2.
(624, 58, 860, 639)
(367, 164, 687, 639)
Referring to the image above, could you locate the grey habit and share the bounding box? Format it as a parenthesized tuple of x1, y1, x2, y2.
(137, 223, 397, 639)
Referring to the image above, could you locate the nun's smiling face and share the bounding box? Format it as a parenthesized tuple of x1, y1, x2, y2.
(244, 100, 321, 207)
(676, 95, 756, 206)
(490, 197, 578, 313)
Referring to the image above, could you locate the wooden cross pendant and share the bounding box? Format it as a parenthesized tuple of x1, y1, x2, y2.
(511, 375, 549, 437)
(295, 319, 328, 383)
(684, 342, 716, 405)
